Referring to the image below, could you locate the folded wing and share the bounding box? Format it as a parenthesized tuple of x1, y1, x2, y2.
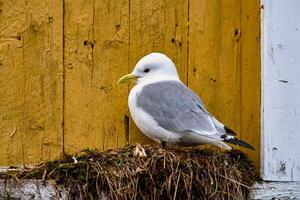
(136, 81, 220, 137)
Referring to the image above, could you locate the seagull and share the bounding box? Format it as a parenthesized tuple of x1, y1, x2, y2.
(118, 53, 254, 150)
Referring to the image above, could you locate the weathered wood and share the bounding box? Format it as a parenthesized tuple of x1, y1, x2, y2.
(261, 0, 300, 181)
(64, 0, 130, 152)
(188, 0, 260, 168)
(0, 179, 68, 200)
(3, 179, 299, 200)
(240, 0, 261, 170)
(93, 0, 130, 150)
(63, 0, 98, 152)
(0, 179, 108, 200)
(251, 181, 300, 199)
(0, 0, 63, 165)
(0, 0, 261, 167)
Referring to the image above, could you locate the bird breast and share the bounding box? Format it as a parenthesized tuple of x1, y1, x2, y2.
(128, 84, 181, 144)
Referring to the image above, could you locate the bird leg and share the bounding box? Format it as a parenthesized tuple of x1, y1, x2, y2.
(160, 141, 167, 148)
(160, 141, 182, 151)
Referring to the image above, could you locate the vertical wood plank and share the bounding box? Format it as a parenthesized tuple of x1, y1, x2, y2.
(189, 0, 260, 167)
(93, 0, 129, 150)
(0, 0, 63, 165)
(261, 0, 300, 181)
(188, 0, 221, 114)
(64, 0, 130, 151)
(129, 0, 189, 145)
(63, 0, 96, 152)
(217, 1, 242, 134)
(189, 0, 241, 125)
(241, 0, 261, 167)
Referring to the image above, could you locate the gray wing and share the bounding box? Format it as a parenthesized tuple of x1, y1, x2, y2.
(136, 81, 219, 136)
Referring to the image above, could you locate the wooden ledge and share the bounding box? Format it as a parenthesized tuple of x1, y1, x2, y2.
(251, 181, 300, 199)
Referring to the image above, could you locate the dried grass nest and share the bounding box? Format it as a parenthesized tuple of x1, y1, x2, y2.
(0, 144, 259, 200)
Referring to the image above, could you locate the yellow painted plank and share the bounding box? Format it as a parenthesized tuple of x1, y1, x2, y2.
(93, 0, 130, 150)
(63, 0, 98, 152)
(188, 0, 222, 122)
(0, 0, 63, 165)
(129, 0, 189, 145)
(189, 0, 243, 140)
(217, 0, 242, 132)
(64, 0, 130, 152)
(240, 0, 261, 167)
(189, 0, 260, 168)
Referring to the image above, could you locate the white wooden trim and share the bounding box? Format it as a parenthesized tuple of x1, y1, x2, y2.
(1, 179, 300, 200)
(0, 179, 109, 200)
(0, 179, 67, 200)
(261, 0, 300, 181)
(251, 181, 300, 199)
(0, 179, 107, 200)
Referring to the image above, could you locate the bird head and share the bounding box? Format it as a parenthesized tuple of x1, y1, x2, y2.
(118, 53, 179, 84)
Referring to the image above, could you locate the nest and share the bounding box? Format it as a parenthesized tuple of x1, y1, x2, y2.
(0, 144, 258, 200)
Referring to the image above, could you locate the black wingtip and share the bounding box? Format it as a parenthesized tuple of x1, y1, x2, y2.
(224, 126, 237, 136)
(222, 136, 255, 150)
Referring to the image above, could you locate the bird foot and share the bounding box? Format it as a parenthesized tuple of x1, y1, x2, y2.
(160, 141, 167, 148)
(159, 141, 183, 152)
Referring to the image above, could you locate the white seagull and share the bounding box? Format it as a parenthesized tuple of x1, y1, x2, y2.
(118, 53, 254, 150)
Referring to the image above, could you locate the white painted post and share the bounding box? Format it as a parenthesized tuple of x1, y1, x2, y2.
(261, 0, 300, 181)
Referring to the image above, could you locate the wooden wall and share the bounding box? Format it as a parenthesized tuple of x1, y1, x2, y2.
(0, 0, 260, 167)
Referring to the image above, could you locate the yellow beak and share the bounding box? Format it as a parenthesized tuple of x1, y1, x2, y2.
(117, 73, 136, 84)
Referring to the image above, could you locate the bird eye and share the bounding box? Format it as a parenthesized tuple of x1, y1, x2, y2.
(143, 68, 150, 73)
